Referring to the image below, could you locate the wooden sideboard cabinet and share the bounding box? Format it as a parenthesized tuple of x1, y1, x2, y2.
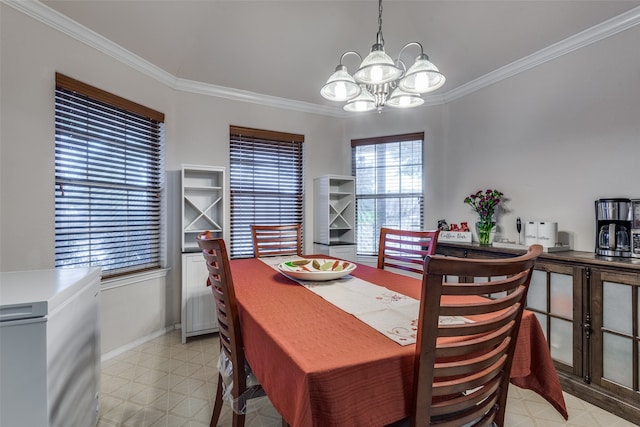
(436, 243, 640, 424)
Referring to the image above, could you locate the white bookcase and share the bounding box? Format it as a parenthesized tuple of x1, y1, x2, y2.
(313, 175, 357, 261)
(181, 165, 225, 343)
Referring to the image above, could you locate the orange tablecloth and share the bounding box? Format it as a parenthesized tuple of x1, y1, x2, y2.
(230, 258, 568, 426)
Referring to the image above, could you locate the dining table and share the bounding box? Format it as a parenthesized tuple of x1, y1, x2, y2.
(229, 256, 568, 427)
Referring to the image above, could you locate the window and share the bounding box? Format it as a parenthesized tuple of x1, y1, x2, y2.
(54, 73, 165, 278)
(229, 126, 304, 258)
(351, 132, 424, 256)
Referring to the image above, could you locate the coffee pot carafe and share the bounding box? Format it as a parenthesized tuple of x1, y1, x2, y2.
(598, 224, 630, 252)
(595, 198, 632, 257)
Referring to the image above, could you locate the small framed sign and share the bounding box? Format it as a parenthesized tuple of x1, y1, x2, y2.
(438, 231, 472, 243)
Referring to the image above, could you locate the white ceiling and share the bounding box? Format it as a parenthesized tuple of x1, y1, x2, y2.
(36, 0, 640, 110)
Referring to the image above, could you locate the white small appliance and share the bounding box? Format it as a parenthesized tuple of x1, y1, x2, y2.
(524, 221, 538, 246)
(524, 221, 558, 248)
(537, 222, 558, 248)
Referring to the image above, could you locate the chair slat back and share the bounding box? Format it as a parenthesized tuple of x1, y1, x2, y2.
(196, 234, 248, 396)
(411, 245, 543, 427)
(251, 224, 302, 258)
(377, 228, 440, 275)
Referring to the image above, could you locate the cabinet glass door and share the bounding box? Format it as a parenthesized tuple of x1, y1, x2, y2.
(591, 270, 639, 399)
(526, 262, 578, 372)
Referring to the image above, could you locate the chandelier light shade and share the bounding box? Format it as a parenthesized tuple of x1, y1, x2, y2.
(386, 87, 424, 108)
(320, 64, 361, 101)
(320, 0, 445, 112)
(344, 86, 377, 112)
(399, 53, 446, 93)
(353, 45, 402, 85)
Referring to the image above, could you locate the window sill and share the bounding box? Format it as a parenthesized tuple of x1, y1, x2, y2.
(356, 255, 377, 267)
(101, 268, 170, 291)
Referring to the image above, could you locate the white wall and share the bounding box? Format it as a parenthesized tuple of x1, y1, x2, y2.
(345, 26, 640, 251)
(0, 5, 173, 271)
(440, 25, 640, 250)
(1, 5, 179, 353)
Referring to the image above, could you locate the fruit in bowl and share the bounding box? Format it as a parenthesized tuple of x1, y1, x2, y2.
(277, 259, 356, 281)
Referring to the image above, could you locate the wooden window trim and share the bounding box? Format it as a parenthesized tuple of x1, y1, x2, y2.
(230, 125, 304, 143)
(351, 132, 424, 147)
(56, 73, 164, 123)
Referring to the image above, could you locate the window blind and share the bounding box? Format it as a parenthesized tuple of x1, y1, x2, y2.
(351, 132, 424, 256)
(54, 73, 165, 277)
(229, 126, 304, 258)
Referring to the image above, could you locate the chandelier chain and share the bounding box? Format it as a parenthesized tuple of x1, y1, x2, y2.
(377, 0, 385, 46)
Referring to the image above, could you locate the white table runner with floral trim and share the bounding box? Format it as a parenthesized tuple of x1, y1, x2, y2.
(259, 256, 470, 346)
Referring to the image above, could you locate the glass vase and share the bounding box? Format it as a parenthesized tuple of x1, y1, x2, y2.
(476, 220, 495, 245)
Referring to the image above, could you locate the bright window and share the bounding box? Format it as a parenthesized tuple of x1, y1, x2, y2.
(54, 73, 165, 277)
(229, 126, 304, 258)
(351, 132, 424, 256)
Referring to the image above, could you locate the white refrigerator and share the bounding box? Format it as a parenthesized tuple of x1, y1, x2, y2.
(0, 267, 101, 427)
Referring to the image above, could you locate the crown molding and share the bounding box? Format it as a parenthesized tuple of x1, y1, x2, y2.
(5, 0, 640, 117)
(443, 5, 640, 103)
(174, 78, 346, 118)
(3, 0, 177, 87)
(3, 0, 342, 117)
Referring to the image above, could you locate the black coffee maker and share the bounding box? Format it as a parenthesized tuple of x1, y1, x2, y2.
(595, 198, 632, 257)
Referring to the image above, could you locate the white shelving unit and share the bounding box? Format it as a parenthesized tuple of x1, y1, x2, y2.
(181, 165, 225, 343)
(181, 165, 226, 252)
(313, 175, 357, 261)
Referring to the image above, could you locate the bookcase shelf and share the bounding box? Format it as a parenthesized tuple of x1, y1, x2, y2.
(181, 165, 226, 252)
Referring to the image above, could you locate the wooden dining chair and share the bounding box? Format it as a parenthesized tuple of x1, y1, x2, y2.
(196, 233, 266, 427)
(377, 227, 441, 275)
(250, 224, 302, 258)
(410, 244, 543, 427)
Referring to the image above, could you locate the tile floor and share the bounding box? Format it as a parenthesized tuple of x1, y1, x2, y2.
(97, 330, 638, 427)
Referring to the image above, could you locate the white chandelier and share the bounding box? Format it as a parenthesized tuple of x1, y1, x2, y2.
(320, 0, 445, 113)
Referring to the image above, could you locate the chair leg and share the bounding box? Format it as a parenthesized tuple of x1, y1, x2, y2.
(210, 374, 224, 427)
(232, 412, 246, 427)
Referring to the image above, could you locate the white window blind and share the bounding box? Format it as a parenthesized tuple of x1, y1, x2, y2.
(352, 132, 424, 256)
(54, 73, 165, 277)
(229, 126, 304, 258)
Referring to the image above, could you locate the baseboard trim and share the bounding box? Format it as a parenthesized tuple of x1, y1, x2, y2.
(101, 324, 180, 362)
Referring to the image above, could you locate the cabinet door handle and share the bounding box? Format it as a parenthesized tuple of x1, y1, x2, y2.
(582, 316, 591, 340)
